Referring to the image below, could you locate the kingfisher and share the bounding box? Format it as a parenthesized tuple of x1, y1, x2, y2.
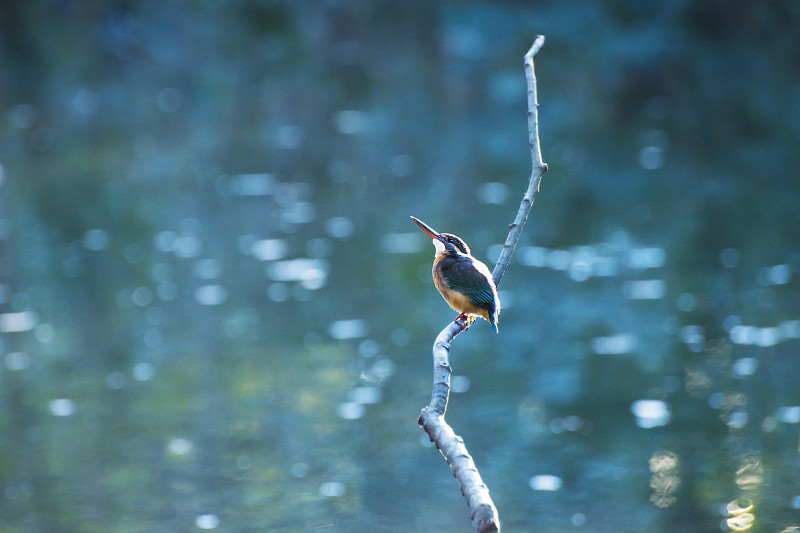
(411, 216, 501, 333)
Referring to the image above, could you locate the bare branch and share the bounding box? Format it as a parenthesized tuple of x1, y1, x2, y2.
(492, 35, 548, 287)
(418, 401, 499, 533)
(418, 36, 547, 533)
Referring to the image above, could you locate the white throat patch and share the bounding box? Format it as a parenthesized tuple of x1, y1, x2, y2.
(432, 238, 445, 255)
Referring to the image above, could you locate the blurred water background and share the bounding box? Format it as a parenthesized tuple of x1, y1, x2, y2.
(1, 2, 800, 532)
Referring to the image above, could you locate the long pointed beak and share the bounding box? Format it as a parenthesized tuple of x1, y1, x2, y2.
(410, 216, 444, 241)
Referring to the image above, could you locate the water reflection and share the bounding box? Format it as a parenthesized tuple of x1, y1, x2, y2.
(735, 456, 764, 489)
(632, 400, 671, 429)
(319, 481, 346, 498)
(517, 237, 666, 285)
(732, 357, 758, 378)
(82, 228, 111, 250)
(195, 285, 228, 306)
(328, 319, 368, 340)
(49, 398, 76, 417)
(348, 386, 381, 404)
(333, 110, 368, 135)
(359, 357, 395, 384)
(775, 406, 800, 424)
(325, 217, 355, 239)
(591, 334, 637, 355)
(477, 182, 509, 205)
(195, 514, 220, 530)
(154, 229, 204, 259)
(268, 259, 329, 289)
(451, 375, 471, 393)
(726, 499, 755, 531)
(680, 324, 705, 353)
(570, 513, 587, 527)
(0, 311, 38, 332)
(133, 362, 156, 381)
(623, 279, 665, 300)
(729, 320, 800, 346)
(167, 438, 194, 456)
(336, 402, 365, 420)
(529, 474, 562, 491)
(249, 238, 288, 261)
(380, 232, 424, 254)
(757, 264, 792, 286)
(4, 351, 30, 371)
(549, 415, 590, 434)
(648, 450, 679, 509)
(2, 4, 799, 532)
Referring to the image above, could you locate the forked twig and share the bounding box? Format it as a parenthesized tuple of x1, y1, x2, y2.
(417, 36, 548, 533)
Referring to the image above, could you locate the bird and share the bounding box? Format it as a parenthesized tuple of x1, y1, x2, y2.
(410, 216, 501, 333)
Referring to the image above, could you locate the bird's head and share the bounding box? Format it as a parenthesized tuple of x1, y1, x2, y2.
(410, 216, 471, 256)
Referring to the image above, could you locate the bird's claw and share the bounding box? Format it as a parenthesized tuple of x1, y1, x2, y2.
(454, 313, 475, 329)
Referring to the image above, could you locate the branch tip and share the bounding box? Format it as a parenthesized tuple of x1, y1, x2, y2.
(525, 35, 546, 60)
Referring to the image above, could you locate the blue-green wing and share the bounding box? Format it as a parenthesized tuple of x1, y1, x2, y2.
(440, 258, 498, 308)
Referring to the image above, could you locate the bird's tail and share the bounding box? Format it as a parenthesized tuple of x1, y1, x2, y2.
(489, 309, 499, 334)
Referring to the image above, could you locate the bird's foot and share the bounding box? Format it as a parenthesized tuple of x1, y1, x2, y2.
(454, 313, 475, 329)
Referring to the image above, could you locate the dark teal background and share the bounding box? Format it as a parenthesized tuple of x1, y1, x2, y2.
(1, 2, 799, 532)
